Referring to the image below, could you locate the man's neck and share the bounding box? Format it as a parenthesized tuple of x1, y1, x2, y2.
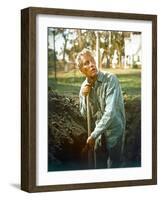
(87, 74, 98, 86)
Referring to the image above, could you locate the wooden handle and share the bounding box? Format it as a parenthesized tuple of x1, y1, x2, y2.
(86, 94, 96, 169)
(86, 94, 91, 137)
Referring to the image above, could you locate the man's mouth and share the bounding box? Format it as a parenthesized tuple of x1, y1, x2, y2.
(91, 68, 96, 73)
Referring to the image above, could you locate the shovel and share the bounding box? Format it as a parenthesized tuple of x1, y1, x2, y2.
(82, 95, 95, 169)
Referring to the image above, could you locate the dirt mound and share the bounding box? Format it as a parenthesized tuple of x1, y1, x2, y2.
(48, 90, 141, 171)
(123, 96, 141, 167)
(48, 89, 88, 171)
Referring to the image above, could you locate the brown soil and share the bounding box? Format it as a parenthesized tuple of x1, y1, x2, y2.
(48, 90, 141, 171)
(48, 90, 88, 171)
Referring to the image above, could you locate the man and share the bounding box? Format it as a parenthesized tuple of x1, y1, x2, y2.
(76, 49, 126, 169)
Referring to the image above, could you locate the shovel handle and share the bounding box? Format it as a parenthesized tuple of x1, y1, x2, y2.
(86, 94, 96, 168)
(86, 94, 91, 137)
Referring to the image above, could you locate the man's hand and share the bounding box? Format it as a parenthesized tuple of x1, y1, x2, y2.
(82, 83, 92, 96)
(86, 136, 95, 148)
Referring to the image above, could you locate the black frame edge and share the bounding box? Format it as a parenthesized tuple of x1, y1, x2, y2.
(152, 15, 157, 185)
(21, 7, 37, 192)
(25, 6, 157, 20)
(21, 8, 30, 192)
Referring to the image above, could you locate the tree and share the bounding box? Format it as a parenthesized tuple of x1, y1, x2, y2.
(48, 28, 59, 80)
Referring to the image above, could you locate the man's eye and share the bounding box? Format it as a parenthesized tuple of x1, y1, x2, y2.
(84, 61, 90, 65)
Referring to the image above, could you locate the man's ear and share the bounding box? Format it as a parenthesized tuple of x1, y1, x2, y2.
(79, 70, 86, 77)
(79, 68, 84, 74)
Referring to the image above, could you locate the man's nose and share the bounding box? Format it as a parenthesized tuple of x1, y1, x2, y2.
(89, 62, 94, 68)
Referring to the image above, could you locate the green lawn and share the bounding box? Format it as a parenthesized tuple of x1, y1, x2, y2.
(48, 68, 141, 100)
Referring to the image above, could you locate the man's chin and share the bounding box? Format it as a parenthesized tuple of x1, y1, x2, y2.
(91, 71, 98, 77)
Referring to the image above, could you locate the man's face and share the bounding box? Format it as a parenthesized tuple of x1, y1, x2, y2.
(80, 53, 97, 78)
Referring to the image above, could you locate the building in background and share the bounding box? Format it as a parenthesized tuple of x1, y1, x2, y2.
(124, 32, 141, 69)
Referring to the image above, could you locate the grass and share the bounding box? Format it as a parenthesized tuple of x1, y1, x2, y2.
(48, 68, 141, 100)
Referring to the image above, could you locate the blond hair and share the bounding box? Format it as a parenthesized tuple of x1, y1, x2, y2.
(76, 49, 94, 69)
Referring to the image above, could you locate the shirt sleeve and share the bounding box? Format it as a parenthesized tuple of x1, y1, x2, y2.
(91, 75, 119, 139)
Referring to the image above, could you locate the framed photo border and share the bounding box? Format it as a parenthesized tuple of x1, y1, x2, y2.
(21, 7, 157, 192)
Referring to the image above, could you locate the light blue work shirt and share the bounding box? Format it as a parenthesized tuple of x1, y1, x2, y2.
(79, 71, 126, 149)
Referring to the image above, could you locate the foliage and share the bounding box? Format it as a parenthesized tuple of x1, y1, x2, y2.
(48, 28, 140, 72)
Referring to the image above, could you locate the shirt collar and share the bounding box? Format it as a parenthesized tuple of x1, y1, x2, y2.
(84, 71, 104, 85)
(97, 71, 104, 83)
